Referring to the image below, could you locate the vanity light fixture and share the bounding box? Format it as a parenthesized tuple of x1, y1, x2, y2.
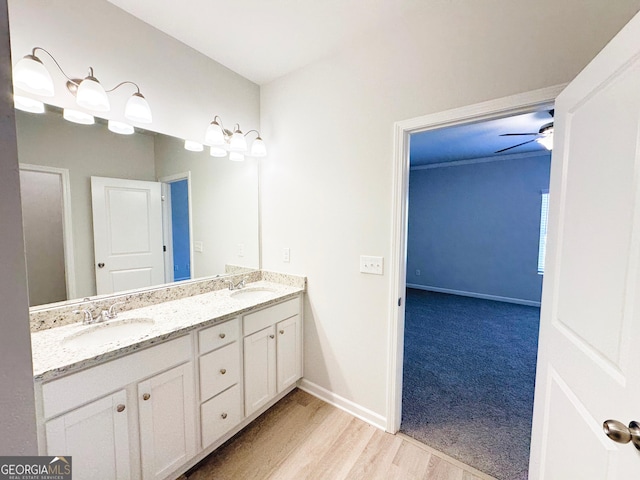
(13, 47, 153, 125)
(197, 115, 267, 160)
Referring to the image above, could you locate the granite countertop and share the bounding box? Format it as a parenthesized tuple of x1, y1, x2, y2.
(31, 281, 303, 382)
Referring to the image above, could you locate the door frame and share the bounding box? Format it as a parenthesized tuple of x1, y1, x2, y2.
(385, 84, 566, 432)
(19, 163, 77, 300)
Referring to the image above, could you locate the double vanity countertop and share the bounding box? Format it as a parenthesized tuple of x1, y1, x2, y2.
(31, 281, 303, 382)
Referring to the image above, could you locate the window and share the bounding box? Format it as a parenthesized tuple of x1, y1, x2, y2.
(538, 192, 549, 274)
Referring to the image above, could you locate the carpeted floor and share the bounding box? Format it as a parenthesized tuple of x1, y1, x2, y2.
(401, 289, 540, 480)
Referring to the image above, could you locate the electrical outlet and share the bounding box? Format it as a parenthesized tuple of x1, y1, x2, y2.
(194, 241, 203, 253)
(416, 269, 421, 276)
(360, 255, 384, 275)
(238, 243, 245, 257)
(283, 248, 290, 263)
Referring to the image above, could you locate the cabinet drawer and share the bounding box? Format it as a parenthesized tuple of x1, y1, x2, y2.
(201, 385, 242, 448)
(199, 342, 240, 402)
(243, 297, 299, 336)
(198, 318, 239, 354)
(42, 335, 192, 419)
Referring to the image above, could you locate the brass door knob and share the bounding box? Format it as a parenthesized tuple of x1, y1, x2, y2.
(603, 419, 640, 450)
(116, 404, 125, 413)
(220, 368, 227, 375)
(143, 393, 151, 401)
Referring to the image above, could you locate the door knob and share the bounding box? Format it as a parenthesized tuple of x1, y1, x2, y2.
(603, 419, 640, 450)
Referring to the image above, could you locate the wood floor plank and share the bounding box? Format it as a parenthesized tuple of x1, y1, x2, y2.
(185, 389, 491, 480)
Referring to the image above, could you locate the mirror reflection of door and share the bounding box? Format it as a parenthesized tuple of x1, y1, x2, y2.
(19, 165, 75, 306)
(160, 173, 193, 284)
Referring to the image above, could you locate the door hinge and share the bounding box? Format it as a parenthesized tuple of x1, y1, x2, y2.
(398, 297, 402, 307)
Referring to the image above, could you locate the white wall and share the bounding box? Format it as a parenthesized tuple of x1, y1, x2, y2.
(259, 1, 640, 420)
(0, 0, 37, 454)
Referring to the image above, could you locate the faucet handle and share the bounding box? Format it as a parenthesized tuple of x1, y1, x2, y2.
(72, 309, 95, 324)
(106, 301, 125, 319)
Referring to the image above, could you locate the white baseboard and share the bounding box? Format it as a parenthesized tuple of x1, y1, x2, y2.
(298, 379, 387, 431)
(406, 283, 541, 307)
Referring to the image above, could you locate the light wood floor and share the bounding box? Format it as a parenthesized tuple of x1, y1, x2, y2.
(183, 389, 493, 480)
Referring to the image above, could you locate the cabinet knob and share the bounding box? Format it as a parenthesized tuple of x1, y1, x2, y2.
(220, 368, 227, 375)
(279, 330, 285, 335)
(269, 334, 275, 339)
(219, 333, 226, 339)
(143, 393, 151, 401)
(221, 413, 228, 420)
(116, 404, 125, 413)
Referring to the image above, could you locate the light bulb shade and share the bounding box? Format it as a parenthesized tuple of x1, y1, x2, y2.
(13, 55, 54, 97)
(229, 151, 244, 162)
(76, 76, 110, 112)
(125, 92, 152, 124)
(185, 140, 204, 152)
(229, 130, 247, 152)
(205, 121, 225, 145)
(250, 137, 267, 157)
(63, 108, 94, 125)
(108, 120, 134, 135)
(210, 146, 227, 157)
(536, 134, 554, 151)
(14, 95, 45, 113)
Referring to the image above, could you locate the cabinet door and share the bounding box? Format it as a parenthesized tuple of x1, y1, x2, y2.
(45, 390, 131, 480)
(244, 325, 276, 416)
(277, 315, 302, 392)
(138, 363, 196, 480)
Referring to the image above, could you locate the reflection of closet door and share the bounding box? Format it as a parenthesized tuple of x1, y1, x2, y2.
(91, 176, 164, 295)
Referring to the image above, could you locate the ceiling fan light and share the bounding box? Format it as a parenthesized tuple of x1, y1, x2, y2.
(229, 130, 247, 152)
(14, 95, 45, 114)
(108, 119, 134, 135)
(125, 92, 152, 124)
(249, 137, 267, 157)
(185, 140, 204, 152)
(205, 120, 225, 145)
(210, 146, 227, 157)
(13, 54, 55, 97)
(536, 133, 554, 151)
(229, 151, 244, 162)
(76, 75, 110, 112)
(63, 108, 94, 125)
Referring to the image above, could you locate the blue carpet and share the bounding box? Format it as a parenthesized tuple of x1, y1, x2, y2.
(401, 289, 540, 480)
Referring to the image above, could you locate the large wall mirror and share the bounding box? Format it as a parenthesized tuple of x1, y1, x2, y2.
(16, 108, 260, 308)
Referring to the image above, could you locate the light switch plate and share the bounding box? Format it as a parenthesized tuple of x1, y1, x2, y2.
(360, 255, 384, 275)
(194, 241, 203, 253)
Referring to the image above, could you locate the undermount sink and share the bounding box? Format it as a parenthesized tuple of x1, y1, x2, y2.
(230, 287, 276, 302)
(63, 317, 155, 349)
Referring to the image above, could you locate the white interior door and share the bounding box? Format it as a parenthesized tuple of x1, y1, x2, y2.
(529, 11, 640, 479)
(91, 176, 164, 295)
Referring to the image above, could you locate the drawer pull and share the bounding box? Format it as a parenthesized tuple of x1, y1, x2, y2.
(143, 393, 151, 401)
(279, 330, 285, 335)
(219, 333, 226, 339)
(269, 334, 275, 339)
(116, 404, 126, 413)
(221, 412, 228, 419)
(220, 368, 227, 375)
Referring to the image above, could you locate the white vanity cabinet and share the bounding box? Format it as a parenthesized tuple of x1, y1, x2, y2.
(243, 297, 302, 416)
(40, 336, 195, 480)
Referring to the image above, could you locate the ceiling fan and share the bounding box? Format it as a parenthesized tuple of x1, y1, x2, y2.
(495, 110, 554, 153)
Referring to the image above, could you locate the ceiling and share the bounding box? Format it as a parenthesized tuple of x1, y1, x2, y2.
(106, 0, 415, 85)
(410, 110, 554, 167)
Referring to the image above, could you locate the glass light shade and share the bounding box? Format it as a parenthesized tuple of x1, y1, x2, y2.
(250, 137, 267, 157)
(205, 121, 225, 145)
(125, 93, 152, 124)
(536, 133, 554, 151)
(63, 108, 94, 125)
(229, 151, 244, 162)
(210, 146, 227, 157)
(108, 120, 134, 135)
(229, 130, 247, 152)
(13, 55, 54, 97)
(185, 140, 204, 152)
(76, 76, 110, 112)
(14, 95, 45, 114)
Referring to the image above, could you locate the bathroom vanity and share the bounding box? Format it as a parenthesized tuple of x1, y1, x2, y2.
(30, 274, 305, 480)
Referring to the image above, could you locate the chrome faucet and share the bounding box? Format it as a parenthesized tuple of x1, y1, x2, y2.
(227, 277, 247, 291)
(73, 301, 125, 325)
(101, 301, 125, 321)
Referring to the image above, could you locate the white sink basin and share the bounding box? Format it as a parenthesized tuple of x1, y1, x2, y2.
(63, 318, 155, 349)
(230, 287, 276, 302)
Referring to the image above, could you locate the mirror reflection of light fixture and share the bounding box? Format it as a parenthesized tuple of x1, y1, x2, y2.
(184, 140, 204, 152)
(12, 47, 153, 124)
(14, 95, 45, 113)
(108, 120, 134, 135)
(536, 125, 554, 151)
(63, 108, 94, 125)
(193, 115, 267, 160)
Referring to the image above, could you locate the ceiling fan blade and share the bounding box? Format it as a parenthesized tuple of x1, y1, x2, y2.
(499, 133, 539, 136)
(495, 139, 536, 154)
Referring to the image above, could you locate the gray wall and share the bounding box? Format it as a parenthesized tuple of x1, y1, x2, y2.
(407, 154, 551, 304)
